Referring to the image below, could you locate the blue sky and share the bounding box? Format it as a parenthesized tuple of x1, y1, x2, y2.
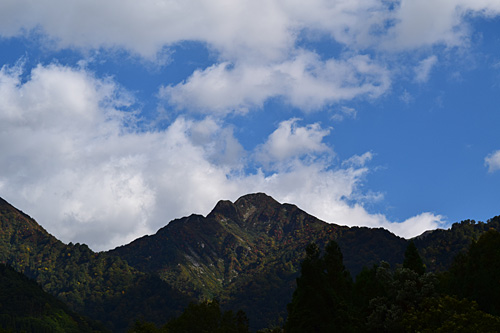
(0, 0, 499, 251)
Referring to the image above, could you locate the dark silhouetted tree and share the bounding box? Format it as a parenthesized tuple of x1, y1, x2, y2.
(446, 229, 500, 316)
(402, 295, 500, 332)
(163, 299, 250, 333)
(285, 241, 356, 332)
(403, 241, 425, 275)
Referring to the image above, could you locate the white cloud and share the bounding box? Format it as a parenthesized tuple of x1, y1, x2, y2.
(342, 152, 373, 167)
(260, 162, 444, 239)
(161, 52, 391, 114)
(485, 150, 500, 173)
(414, 55, 438, 83)
(0, 0, 499, 116)
(383, 0, 500, 50)
(1, 0, 498, 57)
(331, 106, 357, 122)
(0, 62, 442, 250)
(255, 118, 332, 166)
(0, 0, 296, 61)
(388, 212, 445, 239)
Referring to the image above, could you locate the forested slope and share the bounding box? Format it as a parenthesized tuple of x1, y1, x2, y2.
(0, 198, 191, 331)
(0, 263, 105, 332)
(2, 194, 500, 331)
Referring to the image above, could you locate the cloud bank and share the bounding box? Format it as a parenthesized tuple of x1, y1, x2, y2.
(0, 62, 444, 250)
(0, 0, 499, 114)
(2, 0, 499, 56)
(4, 0, 498, 250)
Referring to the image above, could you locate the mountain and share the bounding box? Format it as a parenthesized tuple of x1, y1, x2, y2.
(109, 193, 500, 330)
(0, 197, 192, 331)
(2, 193, 500, 331)
(109, 193, 409, 329)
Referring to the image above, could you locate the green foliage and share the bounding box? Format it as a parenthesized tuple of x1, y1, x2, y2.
(402, 295, 500, 332)
(0, 198, 191, 332)
(110, 194, 409, 330)
(127, 300, 250, 333)
(445, 229, 500, 316)
(285, 241, 357, 333)
(414, 217, 500, 272)
(128, 320, 161, 333)
(0, 263, 105, 332)
(352, 264, 387, 319)
(403, 240, 425, 275)
(4, 195, 500, 332)
(162, 299, 249, 333)
(364, 266, 438, 332)
(352, 230, 500, 332)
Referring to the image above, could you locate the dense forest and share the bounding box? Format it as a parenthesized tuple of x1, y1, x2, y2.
(284, 234, 500, 332)
(0, 263, 105, 332)
(2, 194, 500, 332)
(128, 230, 500, 332)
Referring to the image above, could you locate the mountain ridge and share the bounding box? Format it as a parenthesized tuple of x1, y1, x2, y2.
(2, 193, 500, 330)
(109, 193, 408, 328)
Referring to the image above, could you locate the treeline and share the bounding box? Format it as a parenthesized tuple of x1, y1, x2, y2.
(128, 299, 250, 333)
(136, 229, 500, 332)
(285, 229, 500, 332)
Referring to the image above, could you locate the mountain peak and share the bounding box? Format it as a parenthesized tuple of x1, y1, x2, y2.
(233, 193, 281, 221)
(234, 192, 279, 206)
(207, 193, 282, 223)
(208, 199, 240, 221)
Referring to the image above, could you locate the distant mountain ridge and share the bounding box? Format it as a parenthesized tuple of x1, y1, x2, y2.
(1, 193, 500, 331)
(110, 193, 407, 294)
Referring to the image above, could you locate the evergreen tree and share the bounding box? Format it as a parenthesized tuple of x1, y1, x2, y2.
(446, 229, 500, 316)
(403, 241, 425, 275)
(163, 299, 250, 333)
(364, 263, 438, 332)
(402, 295, 500, 332)
(285, 241, 356, 332)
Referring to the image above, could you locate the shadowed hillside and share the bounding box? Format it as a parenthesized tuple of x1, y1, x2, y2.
(0, 197, 192, 331)
(2, 194, 500, 331)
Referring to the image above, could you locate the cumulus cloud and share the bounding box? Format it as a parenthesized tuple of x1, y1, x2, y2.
(0, 62, 443, 250)
(160, 52, 391, 114)
(255, 118, 332, 166)
(0, 62, 245, 249)
(1, 1, 499, 56)
(383, 0, 500, 50)
(388, 212, 445, 238)
(485, 150, 500, 173)
(4, 0, 494, 250)
(0, 0, 499, 115)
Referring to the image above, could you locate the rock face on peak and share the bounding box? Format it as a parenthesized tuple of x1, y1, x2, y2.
(234, 192, 281, 216)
